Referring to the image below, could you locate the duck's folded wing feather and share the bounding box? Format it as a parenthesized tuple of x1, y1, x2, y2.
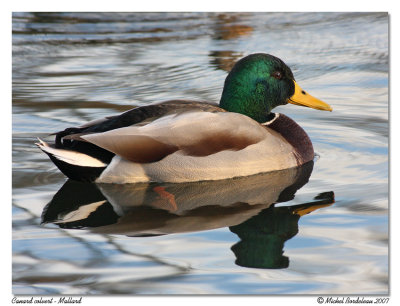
(55, 100, 222, 146)
(82, 111, 268, 163)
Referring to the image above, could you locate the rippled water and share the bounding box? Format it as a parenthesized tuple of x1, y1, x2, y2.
(12, 12, 388, 295)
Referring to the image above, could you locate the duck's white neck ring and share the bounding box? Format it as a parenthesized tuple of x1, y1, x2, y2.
(261, 113, 280, 126)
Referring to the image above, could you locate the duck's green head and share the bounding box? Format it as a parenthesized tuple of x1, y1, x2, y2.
(219, 53, 332, 122)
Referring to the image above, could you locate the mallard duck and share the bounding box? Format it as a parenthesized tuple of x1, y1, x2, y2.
(36, 53, 332, 183)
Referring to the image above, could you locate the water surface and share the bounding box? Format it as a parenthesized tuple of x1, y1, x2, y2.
(12, 12, 388, 295)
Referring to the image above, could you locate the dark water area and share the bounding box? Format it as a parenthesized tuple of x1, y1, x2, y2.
(12, 12, 388, 294)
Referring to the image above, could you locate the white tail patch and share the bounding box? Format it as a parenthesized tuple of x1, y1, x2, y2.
(36, 138, 106, 168)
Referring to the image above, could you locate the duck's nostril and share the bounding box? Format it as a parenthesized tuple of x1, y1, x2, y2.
(301, 90, 306, 95)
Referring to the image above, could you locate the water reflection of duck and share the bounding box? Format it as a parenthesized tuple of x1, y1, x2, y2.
(230, 192, 334, 269)
(36, 53, 332, 184)
(42, 161, 314, 231)
(42, 160, 334, 269)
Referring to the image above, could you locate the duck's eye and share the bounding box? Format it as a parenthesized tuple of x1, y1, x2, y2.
(272, 71, 282, 80)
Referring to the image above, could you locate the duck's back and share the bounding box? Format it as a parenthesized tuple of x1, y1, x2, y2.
(37, 100, 314, 183)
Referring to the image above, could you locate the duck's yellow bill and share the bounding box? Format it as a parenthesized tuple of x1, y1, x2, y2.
(288, 81, 332, 112)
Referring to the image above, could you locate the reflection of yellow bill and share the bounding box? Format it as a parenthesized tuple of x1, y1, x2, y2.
(292, 202, 334, 217)
(289, 81, 332, 112)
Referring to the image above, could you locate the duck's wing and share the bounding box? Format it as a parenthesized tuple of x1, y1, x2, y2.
(81, 110, 268, 164)
(36, 100, 227, 181)
(55, 100, 222, 146)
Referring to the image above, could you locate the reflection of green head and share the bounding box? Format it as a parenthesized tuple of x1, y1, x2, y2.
(231, 235, 289, 269)
(230, 206, 300, 269)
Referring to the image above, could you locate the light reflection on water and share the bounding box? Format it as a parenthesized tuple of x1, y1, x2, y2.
(12, 12, 388, 294)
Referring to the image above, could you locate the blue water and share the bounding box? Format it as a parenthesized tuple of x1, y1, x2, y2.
(12, 12, 388, 295)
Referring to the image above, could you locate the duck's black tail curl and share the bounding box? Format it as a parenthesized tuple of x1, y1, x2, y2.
(36, 138, 108, 182)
